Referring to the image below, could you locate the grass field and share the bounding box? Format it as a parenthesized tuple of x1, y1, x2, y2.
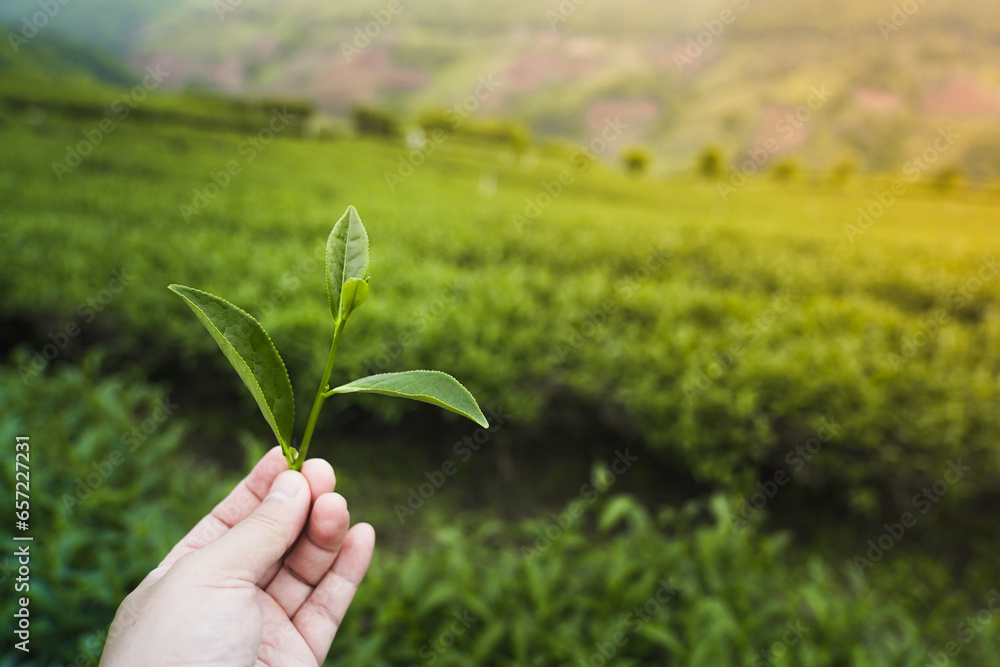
(3, 89, 1000, 664)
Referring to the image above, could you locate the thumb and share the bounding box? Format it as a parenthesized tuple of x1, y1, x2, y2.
(197, 470, 310, 582)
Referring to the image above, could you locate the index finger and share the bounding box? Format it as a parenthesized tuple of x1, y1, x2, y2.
(159, 447, 289, 569)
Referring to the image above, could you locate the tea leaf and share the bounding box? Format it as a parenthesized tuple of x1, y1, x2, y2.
(340, 277, 370, 321)
(168, 284, 295, 449)
(328, 370, 488, 428)
(327, 205, 370, 323)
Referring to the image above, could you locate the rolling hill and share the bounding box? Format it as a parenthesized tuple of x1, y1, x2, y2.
(4, 0, 1000, 175)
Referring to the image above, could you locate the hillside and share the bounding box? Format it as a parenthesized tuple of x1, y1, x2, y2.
(0, 26, 136, 87)
(4, 0, 1000, 176)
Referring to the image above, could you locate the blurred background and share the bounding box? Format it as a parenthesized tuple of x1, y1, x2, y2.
(2, 0, 1000, 664)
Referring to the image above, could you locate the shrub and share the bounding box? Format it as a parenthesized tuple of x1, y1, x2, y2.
(417, 108, 454, 135)
(3, 364, 996, 666)
(0, 358, 235, 667)
(771, 159, 800, 182)
(931, 165, 963, 193)
(828, 157, 855, 186)
(468, 119, 530, 151)
(622, 145, 652, 175)
(696, 147, 723, 179)
(352, 105, 401, 138)
(334, 489, 975, 665)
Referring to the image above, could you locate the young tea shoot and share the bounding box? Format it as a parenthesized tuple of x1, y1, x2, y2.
(169, 205, 488, 470)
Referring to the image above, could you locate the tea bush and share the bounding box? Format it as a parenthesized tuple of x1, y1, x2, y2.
(2, 106, 999, 523)
(338, 495, 944, 667)
(3, 94, 1000, 665)
(7, 365, 997, 666)
(0, 359, 233, 666)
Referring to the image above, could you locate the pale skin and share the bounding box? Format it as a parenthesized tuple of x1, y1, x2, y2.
(100, 447, 375, 667)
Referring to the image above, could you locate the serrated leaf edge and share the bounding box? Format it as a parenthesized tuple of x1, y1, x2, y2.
(168, 283, 295, 448)
(326, 205, 370, 323)
(328, 369, 488, 428)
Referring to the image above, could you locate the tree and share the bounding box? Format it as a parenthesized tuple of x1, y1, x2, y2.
(696, 147, 723, 179)
(352, 106, 400, 138)
(622, 146, 652, 175)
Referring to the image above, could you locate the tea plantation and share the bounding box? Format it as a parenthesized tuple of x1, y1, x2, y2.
(2, 88, 999, 665)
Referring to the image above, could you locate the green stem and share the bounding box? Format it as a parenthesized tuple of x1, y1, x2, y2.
(293, 320, 345, 470)
(281, 444, 297, 469)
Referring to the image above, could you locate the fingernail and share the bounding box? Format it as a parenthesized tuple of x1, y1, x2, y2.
(267, 470, 302, 500)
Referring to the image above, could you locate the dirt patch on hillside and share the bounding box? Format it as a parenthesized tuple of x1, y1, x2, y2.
(282, 45, 426, 111)
(923, 77, 1000, 115)
(652, 42, 713, 75)
(854, 88, 900, 113)
(131, 51, 236, 90)
(585, 99, 659, 131)
(747, 105, 810, 160)
(503, 48, 601, 92)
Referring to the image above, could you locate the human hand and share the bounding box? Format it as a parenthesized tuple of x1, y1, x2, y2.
(100, 447, 375, 667)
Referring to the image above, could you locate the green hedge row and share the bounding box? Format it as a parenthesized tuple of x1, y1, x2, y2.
(3, 112, 999, 529)
(3, 364, 996, 666)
